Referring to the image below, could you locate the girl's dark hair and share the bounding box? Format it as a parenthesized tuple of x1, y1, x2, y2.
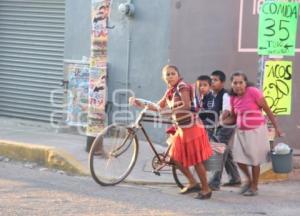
(229, 71, 255, 96)
(162, 64, 181, 76)
(197, 75, 212, 85)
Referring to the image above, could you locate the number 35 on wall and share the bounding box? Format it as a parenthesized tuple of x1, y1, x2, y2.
(258, 2, 299, 56)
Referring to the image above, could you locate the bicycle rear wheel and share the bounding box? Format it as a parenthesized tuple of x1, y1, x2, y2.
(172, 165, 199, 189)
(89, 124, 139, 186)
(172, 166, 184, 189)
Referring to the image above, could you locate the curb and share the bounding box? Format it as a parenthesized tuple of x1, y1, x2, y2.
(0, 139, 297, 185)
(124, 178, 175, 186)
(259, 154, 300, 182)
(0, 140, 89, 176)
(0, 140, 173, 185)
(259, 163, 288, 183)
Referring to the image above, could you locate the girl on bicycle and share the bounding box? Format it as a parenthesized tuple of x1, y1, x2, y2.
(130, 65, 213, 199)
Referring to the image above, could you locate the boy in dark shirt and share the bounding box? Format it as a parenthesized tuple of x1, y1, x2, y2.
(195, 75, 215, 136)
(207, 70, 241, 191)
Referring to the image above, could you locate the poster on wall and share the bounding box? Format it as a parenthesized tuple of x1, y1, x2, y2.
(87, 0, 110, 137)
(263, 60, 293, 115)
(91, 0, 110, 61)
(86, 66, 107, 136)
(258, 1, 299, 56)
(66, 63, 89, 126)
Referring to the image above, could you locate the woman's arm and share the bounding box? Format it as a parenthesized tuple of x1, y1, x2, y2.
(257, 97, 283, 137)
(129, 96, 167, 112)
(172, 89, 191, 111)
(157, 96, 167, 110)
(219, 110, 236, 126)
(220, 93, 232, 120)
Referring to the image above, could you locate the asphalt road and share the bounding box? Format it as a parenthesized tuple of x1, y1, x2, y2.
(0, 160, 300, 216)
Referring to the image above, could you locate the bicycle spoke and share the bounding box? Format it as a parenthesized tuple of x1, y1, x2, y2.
(89, 124, 138, 186)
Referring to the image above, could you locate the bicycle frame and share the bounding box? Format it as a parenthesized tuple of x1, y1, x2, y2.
(130, 108, 174, 172)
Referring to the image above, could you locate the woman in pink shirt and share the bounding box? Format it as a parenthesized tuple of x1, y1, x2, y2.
(228, 72, 283, 196)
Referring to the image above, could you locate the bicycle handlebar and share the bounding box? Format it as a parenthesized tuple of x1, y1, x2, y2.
(135, 98, 160, 110)
(133, 107, 174, 126)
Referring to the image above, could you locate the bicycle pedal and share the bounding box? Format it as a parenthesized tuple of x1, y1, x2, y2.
(152, 170, 161, 176)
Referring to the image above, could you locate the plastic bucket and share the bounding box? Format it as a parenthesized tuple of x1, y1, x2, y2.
(204, 151, 223, 171)
(271, 149, 293, 173)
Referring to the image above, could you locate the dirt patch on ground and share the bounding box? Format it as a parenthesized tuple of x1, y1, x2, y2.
(289, 169, 300, 181)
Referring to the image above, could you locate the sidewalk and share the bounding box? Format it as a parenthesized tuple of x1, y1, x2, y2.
(0, 117, 177, 184)
(0, 117, 299, 185)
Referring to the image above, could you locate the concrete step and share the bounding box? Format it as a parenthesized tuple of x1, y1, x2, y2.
(293, 155, 300, 169)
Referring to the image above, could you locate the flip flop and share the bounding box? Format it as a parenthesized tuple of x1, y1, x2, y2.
(222, 181, 241, 187)
(179, 184, 201, 194)
(239, 184, 251, 194)
(243, 188, 258, 196)
(194, 191, 212, 200)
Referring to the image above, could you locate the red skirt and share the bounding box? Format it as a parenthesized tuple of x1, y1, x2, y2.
(169, 122, 213, 168)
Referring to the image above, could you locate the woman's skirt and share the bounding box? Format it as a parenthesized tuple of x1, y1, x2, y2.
(232, 124, 270, 166)
(169, 122, 213, 167)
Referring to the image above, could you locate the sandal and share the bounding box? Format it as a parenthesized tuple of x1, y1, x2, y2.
(222, 181, 241, 187)
(179, 184, 201, 194)
(243, 188, 258, 196)
(194, 191, 212, 200)
(239, 183, 251, 194)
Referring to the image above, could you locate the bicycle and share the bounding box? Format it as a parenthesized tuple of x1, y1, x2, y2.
(89, 103, 187, 188)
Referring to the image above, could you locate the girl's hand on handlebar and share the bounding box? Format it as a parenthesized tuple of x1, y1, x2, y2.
(129, 97, 144, 108)
(129, 97, 160, 111)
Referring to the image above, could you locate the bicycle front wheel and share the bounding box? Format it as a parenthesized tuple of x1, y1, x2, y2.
(89, 124, 139, 186)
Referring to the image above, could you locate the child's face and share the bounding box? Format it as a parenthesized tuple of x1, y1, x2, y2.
(211, 75, 224, 92)
(197, 80, 210, 95)
(163, 67, 180, 87)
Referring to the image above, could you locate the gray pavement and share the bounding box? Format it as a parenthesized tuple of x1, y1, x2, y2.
(1, 161, 300, 216)
(0, 117, 299, 185)
(0, 117, 179, 184)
